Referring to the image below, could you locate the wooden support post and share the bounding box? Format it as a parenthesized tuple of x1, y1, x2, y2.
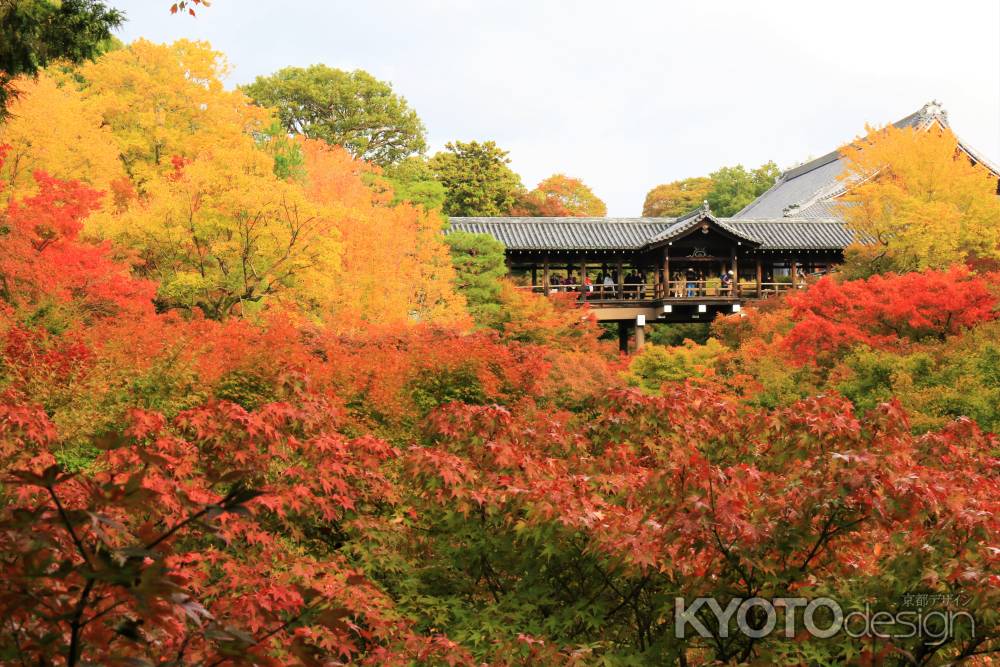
(531, 265, 537, 287)
(731, 251, 739, 296)
(634, 320, 645, 352)
(661, 248, 670, 299)
(616, 259, 624, 298)
(543, 258, 550, 292)
(755, 257, 763, 298)
(580, 257, 587, 291)
(618, 321, 629, 353)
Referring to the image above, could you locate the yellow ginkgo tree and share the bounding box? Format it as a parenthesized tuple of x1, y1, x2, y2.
(838, 124, 1000, 276)
(76, 38, 269, 188)
(0, 72, 125, 201)
(93, 140, 340, 319)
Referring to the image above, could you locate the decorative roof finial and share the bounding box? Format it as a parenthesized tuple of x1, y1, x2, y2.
(702, 200, 709, 213)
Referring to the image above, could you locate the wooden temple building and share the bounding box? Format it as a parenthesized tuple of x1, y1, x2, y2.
(445, 102, 1000, 351)
(449, 205, 849, 349)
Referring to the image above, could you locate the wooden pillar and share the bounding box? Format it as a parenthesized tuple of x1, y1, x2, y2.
(616, 259, 624, 298)
(731, 251, 739, 296)
(580, 257, 587, 290)
(542, 258, 550, 292)
(618, 321, 629, 353)
(531, 265, 537, 287)
(755, 257, 763, 297)
(661, 248, 670, 299)
(634, 321, 645, 352)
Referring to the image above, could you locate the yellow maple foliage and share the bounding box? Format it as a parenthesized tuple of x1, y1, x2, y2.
(0, 72, 125, 200)
(3, 39, 467, 326)
(76, 39, 269, 188)
(91, 139, 341, 319)
(300, 139, 468, 328)
(72, 40, 341, 319)
(838, 124, 1000, 276)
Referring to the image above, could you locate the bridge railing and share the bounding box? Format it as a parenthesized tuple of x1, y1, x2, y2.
(515, 280, 802, 302)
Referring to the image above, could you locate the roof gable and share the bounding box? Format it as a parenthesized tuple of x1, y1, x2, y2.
(733, 101, 1000, 220)
(645, 205, 761, 248)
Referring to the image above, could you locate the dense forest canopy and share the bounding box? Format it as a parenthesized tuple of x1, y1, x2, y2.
(0, 3, 997, 665)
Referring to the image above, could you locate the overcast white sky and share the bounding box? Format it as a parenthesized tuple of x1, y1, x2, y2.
(114, 0, 1000, 216)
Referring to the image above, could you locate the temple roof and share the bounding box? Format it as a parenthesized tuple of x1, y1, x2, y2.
(448, 212, 853, 252)
(726, 220, 854, 250)
(733, 101, 1000, 220)
(448, 102, 996, 254)
(644, 206, 761, 246)
(447, 218, 670, 251)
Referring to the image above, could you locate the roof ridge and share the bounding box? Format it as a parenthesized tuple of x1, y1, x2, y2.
(733, 100, 981, 220)
(448, 217, 676, 224)
(450, 216, 846, 224)
(725, 217, 844, 223)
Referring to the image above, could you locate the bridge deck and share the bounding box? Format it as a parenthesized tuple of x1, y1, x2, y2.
(517, 281, 798, 323)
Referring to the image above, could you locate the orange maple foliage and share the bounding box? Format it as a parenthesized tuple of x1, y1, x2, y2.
(0, 146, 155, 322)
(300, 139, 468, 328)
(512, 173, 607, 217)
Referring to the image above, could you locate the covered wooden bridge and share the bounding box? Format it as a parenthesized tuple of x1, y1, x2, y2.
(448, 204, 853, 351)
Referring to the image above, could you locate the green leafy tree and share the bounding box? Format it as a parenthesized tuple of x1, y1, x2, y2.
(429, 140, 524, 216)
(642, 176, 714, 217)
(381, 155, 446, 211)
(255, 120, 305, 180)
(707, 161, 780, 216)
(242, 64, 427, 167)
(0, 0, 122, 116)
(626, 338, 726, 392)
(444, 230, 507, 324)
(647, 322, 711, 346)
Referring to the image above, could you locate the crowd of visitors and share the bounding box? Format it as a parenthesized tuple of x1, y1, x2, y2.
(541, 263, 820, 300)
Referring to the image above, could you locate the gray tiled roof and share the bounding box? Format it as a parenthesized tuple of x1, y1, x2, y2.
(735, 154, 844, 219)
(447, 216, 852, 251)
(645, 208, 761, 245)
(733, 101, 1000, 220)
(446, 217, 673, 250)
(725, 220, 855, 249)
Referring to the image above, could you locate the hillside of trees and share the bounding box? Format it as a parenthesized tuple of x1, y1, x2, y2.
(0, 4, 998, 665)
